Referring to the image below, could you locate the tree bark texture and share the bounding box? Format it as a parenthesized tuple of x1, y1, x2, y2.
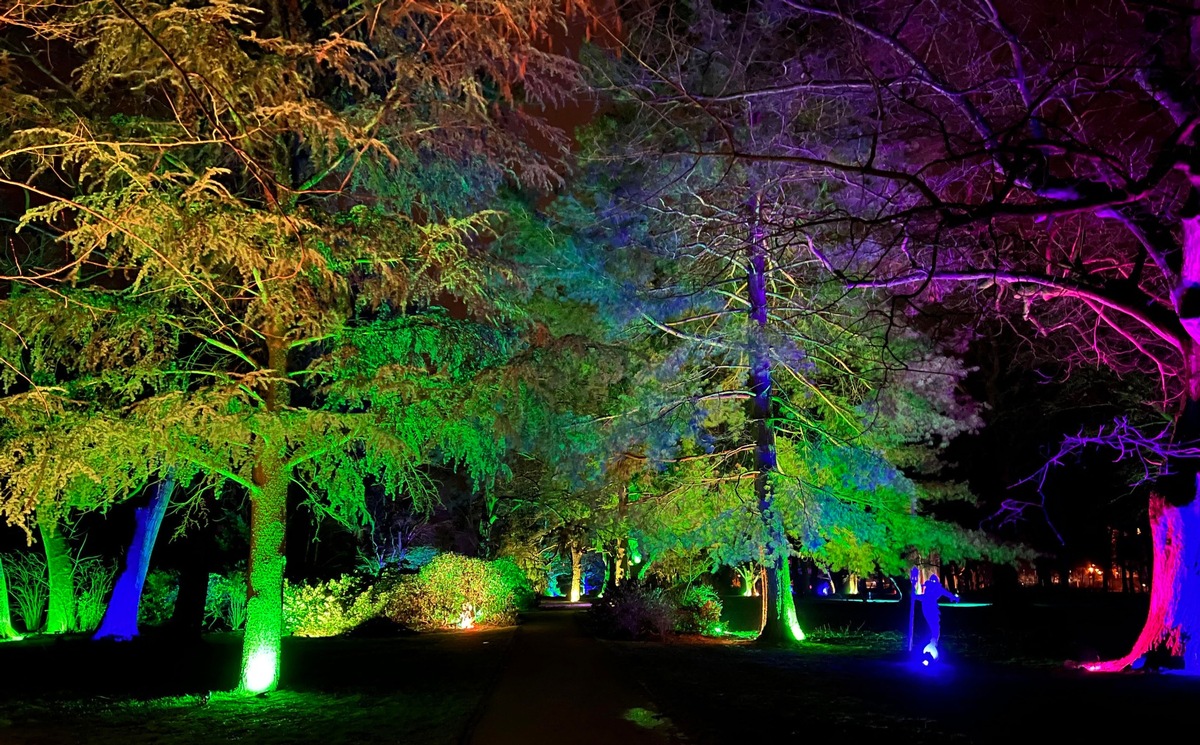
(0, 555, 19, 638)
(38, 512, 75, 634)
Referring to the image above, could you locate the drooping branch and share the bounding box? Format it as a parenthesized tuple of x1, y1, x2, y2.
(848, 269, 1185, 353)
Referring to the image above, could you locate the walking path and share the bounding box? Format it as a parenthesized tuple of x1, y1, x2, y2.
(462, 604, 689, 745)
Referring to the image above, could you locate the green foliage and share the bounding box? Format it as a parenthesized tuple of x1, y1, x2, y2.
(72, 555, 117, 633)
(138, 569, 180, 627)
(205, 571, 248, 631)
(283, 575, 385, 638)
(674, 584, 723, 636)
(385, 553, 534, 630)
(490, 556, 538, 611)
(2, 551, 47, 633)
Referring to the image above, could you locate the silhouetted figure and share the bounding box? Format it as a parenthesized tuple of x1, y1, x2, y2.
(917, 574, 959, 663)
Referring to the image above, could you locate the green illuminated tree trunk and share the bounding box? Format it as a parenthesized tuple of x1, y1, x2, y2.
(37, 512, 75, 634)
(237, 334, 290, 694)
(238, 454, 289, 693)
(0, 555, 18, 639)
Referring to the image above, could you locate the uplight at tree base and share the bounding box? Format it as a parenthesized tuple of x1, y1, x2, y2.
(242, 647, 278, 694)
(788, 614, 805, 642)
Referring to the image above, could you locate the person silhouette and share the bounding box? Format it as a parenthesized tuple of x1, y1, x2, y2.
(917, 574, 959, 663)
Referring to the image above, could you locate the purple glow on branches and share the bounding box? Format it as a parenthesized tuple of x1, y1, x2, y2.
(986, 417, 1200, 543)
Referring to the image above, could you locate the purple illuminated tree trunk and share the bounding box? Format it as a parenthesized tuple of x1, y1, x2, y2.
(38, 512, 75, 634)
(748, 202, 802, 644)
(94, 469, 176, 641)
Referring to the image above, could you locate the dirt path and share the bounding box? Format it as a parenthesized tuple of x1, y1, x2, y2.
(462, 606, 689, 745)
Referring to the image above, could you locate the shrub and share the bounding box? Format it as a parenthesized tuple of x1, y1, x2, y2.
(385, 553, 534, 630)
(674, 584, 723, 636)
(204, 571, 247, 631)
(587, 580, 677, 640)
(138, 569, 179, 627)
(284, 574, 385, 637)
(3, 551, 47, 633)
(491, 556, 538, 611)
(73, 555, 117, 633)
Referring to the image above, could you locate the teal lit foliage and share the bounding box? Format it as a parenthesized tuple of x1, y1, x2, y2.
(348, 148, 503, 222)
(400, 546, 440, 571)
(386, 553, 535, 630)
(546, 555, 571, 597)
(138, 569, 179, 627)
(675, 584, 723, 636)
(587, 580, 677, 640)
(283, 575, 385, 637)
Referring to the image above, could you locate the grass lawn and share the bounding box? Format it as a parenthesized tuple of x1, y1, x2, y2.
(0, 591, 1194, 744)
(605, 593, 1200, 744)
(0, 624, 515, 744)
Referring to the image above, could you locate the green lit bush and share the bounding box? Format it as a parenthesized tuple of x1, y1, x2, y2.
(72, 555, 117, 633)
(3, 551, 47, 633)
(674, 584, 723, 636)
(491, 556, 538, 611)
(586, 580, 677, 640)
(138, 569, 179, 627)
(385, 553, 535, 630)
(204, 571, 247, 631)
(283, 575, 384, 637)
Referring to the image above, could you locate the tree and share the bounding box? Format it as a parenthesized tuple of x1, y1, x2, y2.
(0, 0, 604, 693)
(93, 470, 176, 641)
(605, 0, 1200, 670)
(519, 86, 1020, 643)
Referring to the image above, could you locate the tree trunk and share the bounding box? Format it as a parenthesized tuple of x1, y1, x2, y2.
(747, 199, 802, 645)
(0, 555, 19, 639)
(1087, 346, 1200, 672)
(1082, 495, 1200, 672)
(603, 485, 631, 594)
(238, 455, 289, 693)
(237, 333, 290, 694)
(170, 530, 210, 637)
(569, 546, 583, 603)
(94, 470, 176, 641)
(38, 512, 75, 634)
